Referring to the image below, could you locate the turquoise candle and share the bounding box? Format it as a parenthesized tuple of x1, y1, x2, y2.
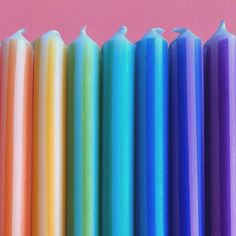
(101, 26, 135, 236)
(134, 28, 169, 236)
(67, 26, 100, 236)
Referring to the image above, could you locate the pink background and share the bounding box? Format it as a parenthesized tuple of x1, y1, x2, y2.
(0, 0, 235, 45)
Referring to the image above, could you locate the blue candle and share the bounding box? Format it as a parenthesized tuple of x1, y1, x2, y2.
(101, 26, 135, 236)
(169, 28, 204, 236)
(134, 28, 168, 236)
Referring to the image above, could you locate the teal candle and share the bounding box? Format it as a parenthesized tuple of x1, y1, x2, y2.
(101, 26, 135, 236)
(67, 26, 100, 236)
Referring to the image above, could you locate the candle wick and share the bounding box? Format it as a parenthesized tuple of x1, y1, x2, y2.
(219, 20, 226, 30)
(153, 28, 165, 35)
(119, 26, 128, 35)
(172, 27, 187, 34)
(18, 28, 27, 35)
(80, 26, 87, 35)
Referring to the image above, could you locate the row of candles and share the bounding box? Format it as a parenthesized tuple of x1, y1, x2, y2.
(0, 20, 234, 235)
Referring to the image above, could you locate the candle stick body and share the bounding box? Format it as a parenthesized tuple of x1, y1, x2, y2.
(169, 29, 204, 236)
(32, 31, 67, 236)
(67, 30, 100, 236)
(204, 22, 236, 236)
(134, 29, 168, 236)
(0, 31, 33, 236)
(101, 27, 135, 236)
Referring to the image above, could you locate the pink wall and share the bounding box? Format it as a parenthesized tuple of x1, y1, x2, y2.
(0, 0, 235, 45)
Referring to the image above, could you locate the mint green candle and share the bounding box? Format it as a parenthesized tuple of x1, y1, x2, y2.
(67, 26, 100, 236)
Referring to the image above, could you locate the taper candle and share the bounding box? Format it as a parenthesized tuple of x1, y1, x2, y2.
(134, 28, 168, 236)
(101, 26, 135, 236)
(0, 29, 33, 236)
(205, 21, 236, 236)
(169, 28, 204, 236)
(32, 31, 67, 236)
(67, 26, 100, 236)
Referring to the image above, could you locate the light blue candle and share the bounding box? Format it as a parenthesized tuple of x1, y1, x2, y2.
(101, 26, 135, 236)
(67, 26, 100, 236)
(134, 28, 168, 236)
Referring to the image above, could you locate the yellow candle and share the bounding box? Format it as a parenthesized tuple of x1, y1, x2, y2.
(32, 30, 67, 236)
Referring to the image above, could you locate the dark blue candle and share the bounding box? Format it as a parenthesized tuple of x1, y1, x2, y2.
(169, 28, 204, 236)
(134, 28, 168, 236)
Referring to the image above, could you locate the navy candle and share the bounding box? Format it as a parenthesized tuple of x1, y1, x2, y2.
(169, 28, 204, 236)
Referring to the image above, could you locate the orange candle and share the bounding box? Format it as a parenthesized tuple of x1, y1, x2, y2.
(0, 29, 33, 236)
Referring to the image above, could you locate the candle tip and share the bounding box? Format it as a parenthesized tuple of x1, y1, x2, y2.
(219, 20, 226, 30)
(80, 25, 87, 35)
(112, 26, 128, 39)
(51, 30, 62, 38)
(153, 28, 165, 35)
(18, 28, 27, 35)
(41, 30, 63, 41)
(172, 27, 187, 34)
(4, 28, 29, 44)
(119, 26, 128, 35)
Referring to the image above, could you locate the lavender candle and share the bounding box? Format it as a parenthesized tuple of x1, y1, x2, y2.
(204, 21, 236, 236)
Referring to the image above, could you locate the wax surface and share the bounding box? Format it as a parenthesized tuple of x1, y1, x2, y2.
(169, 29, 204, 236)
(101, 26, 135, 236)
(32, 31, 67, 236)
(205, 21, 236, 236)
(134, 28, 168, 236)
(0, 30, 33, 236)
(67, 27, 100, 236)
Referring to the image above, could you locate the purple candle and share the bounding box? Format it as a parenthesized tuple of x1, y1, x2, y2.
(205, 21, 236, 236)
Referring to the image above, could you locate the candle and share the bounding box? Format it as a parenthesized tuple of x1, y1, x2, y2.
(101, 26, 135, 236)
(169, 28, 204, 235)
(0, 29, 33, 236)
(32, 31, 67, 236)
(204, 21, 236, 235)
(134, 28, 168, 236)
(67, 26, 100, 236)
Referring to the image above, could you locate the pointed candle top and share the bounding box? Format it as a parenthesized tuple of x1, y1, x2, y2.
(119, 26, 128, 35)
(80, 25, 87, 35)
(41, 30, 63, 41)
(141, 27, 166, 42)
(4, 28, 30, 44)
(145, 27, 165, 36)
(205, 20, 236, 45)
(112, 26, 128, 39)
(218, 20, 226, 30)
(71, 25, 99, 48)
(40, 30, 65, 44)
(173, 27, 186, 34)
(172, 27, 199, 39)
(213, 20, 228, 35)
(153, 27, 165, 35)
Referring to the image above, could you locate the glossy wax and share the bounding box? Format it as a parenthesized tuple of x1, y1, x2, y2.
(169, 28, 204, 236)
(67, 27, 100, 236)
(101, 26, 135, 236)
(32, 31, 67, 236)
(0, 29, 33, 236)
(134, 28, 168, 236)
(205, 21, 236, 236)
